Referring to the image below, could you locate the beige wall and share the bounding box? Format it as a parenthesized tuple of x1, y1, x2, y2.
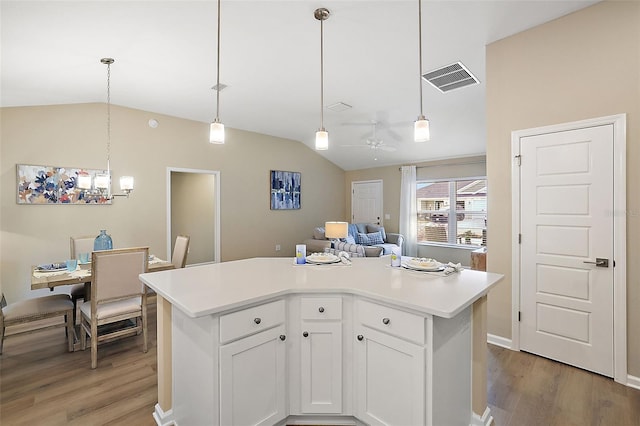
(0, 103, 345, 301)
(171, 171, 216, 265)
(486, 1, 640, 375)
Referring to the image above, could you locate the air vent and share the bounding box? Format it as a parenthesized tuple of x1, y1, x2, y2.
(422, 61, 479, 93)
(327, 101, 352, 112)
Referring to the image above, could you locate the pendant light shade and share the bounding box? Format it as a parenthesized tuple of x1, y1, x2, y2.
(209, 0, 225, 144)
(414, 0, 431, 142)
(414, 116, 430, 142)
(314, 8, 330, 151)
(315, 130, 329, 151)
(210, 120, 225, 144)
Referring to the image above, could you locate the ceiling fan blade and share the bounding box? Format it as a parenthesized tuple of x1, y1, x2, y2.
(379, 145, 397, 152)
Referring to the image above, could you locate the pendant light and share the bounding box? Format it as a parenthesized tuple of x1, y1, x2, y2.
(97, 58, 134, 198)
(414, 0, 430, 142)
(314, 8, 330, 151)
(209, 0, 225, 144)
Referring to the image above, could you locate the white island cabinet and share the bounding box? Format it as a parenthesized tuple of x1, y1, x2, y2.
(140, 256, 503, 426)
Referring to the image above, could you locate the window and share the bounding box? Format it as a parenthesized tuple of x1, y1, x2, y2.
(417, 178, 487, 247)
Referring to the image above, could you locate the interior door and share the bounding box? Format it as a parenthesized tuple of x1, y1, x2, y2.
(519, 124, 614, 376)
(352, 180, 383, 225)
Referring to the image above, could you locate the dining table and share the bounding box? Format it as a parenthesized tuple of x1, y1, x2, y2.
(31, 256, 175, 291)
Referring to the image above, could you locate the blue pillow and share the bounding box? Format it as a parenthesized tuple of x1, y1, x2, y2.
(367, 231, 384, 245)
(345, 235, 356, 244)
(356, 232, 370, 245)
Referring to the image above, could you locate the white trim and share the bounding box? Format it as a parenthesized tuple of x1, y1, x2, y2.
(166, 167, 221, 264)
(510, 114, 627, 384)
(487, 334, 513, 350)
(627, 375, 640, 390)
(152, 403, 176, 426)
(471, 407, 494, 426)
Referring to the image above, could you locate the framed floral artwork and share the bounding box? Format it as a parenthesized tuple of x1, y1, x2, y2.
(16, 164, 112, 204)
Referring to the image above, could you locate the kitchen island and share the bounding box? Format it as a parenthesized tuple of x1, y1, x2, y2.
(140, 256, 503, 426)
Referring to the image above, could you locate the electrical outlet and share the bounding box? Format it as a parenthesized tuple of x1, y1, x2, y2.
(275, 244, 281, 251)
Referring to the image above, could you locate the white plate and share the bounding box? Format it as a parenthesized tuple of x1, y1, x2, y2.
(401, 262, 445, 272)
(306, 253, 340, 264)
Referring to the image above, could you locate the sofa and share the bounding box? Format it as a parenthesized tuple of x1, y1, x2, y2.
(304, 223, 404, 257)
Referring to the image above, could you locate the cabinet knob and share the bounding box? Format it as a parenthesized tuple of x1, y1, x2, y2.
(254, 317, 261, 324)
(382, 317, 390, 325)
(279, 334, 286, 341)
(357, 334, 364, 341)
(318, 306, 325, 313)
(303, 331, 309, 338)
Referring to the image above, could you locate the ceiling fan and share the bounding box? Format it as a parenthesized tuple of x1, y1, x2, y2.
(340, 121, 397, 152)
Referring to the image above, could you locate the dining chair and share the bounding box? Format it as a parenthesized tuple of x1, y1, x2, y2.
(171, 235, 190, 269)
(69, 235, 95, 323)
(79, 247, 149, 369)
(0, 293, 74, 354)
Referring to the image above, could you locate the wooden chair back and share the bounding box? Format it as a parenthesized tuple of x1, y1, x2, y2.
(171, 235, 190, 269)
(70, 235, 95, 259)
(90, 247, 149, 305)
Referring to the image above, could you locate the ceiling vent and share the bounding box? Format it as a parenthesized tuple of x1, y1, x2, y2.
(327, 101, 352, 112)
(422, 61, 479, 93)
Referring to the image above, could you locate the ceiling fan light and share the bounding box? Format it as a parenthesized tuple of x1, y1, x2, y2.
(414, 117, 430, 142)
(210, 121, 225, 144)
(315, 130, 329, 150)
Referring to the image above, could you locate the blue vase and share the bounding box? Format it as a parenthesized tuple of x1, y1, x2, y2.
(94, 229, 113, 251)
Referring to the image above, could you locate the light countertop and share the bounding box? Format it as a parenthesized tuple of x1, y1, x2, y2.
(140, 256, 503, 319)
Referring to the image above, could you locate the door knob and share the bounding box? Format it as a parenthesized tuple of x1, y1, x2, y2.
(382, 317, 390, 325)
(318, 306, 325, 313)
(254, 318, 261, 324)
(357, 334, 364, 341)
(583, 258, 609, 267)
(279, 335, 286, 341)
(303, 331, 309, 338)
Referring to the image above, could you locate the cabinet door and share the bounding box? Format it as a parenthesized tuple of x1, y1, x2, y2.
(355, 327, 425, 426)
(300, 322, 342, 414)
(220, 325, 287, 426)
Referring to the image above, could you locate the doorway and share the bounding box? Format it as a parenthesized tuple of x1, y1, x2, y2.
(166, 167, 221, 265)
(511, 114, 626, 383)
(351, 180, 383, 225)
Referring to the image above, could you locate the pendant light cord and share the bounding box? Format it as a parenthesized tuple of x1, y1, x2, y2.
(320, 16, 324, 130)
(418, 0, 424, 118)
(106, 60, 112, 174)
(215, 0, 221, 122)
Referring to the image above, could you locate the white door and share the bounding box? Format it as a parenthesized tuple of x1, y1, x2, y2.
(519, 124, 614, 376)
(352, 180, 382, 224)
(220, 325, 287, 426)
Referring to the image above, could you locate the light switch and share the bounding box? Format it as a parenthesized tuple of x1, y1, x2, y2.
(385, 213, 391, 220)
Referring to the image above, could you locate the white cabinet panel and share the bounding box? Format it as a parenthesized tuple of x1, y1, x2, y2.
(300, 322, 342, 413)
(220, 325, 287, 426)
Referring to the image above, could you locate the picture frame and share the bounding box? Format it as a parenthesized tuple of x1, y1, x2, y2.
(16, 163, 112, 205)
(270, 170, 301, 210)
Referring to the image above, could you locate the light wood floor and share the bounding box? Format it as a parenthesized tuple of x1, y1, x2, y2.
(2, 303, 640, 425)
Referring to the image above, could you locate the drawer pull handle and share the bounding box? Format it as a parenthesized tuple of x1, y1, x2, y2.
(254, 318, 261, 325)
(357, 334, 364, 341)
(303, 331, 309, 338)
(279, 334, 286, 341)
(318, 306, 325, 313)
(382, 317, 390, 325)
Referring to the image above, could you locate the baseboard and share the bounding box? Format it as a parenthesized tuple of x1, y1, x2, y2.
(152, 403, 175, 426)
(487, 333, 512, 349)
(627, 374, 640, 390)
(281, 415, 362, 425)
(471, 407, 493, 426)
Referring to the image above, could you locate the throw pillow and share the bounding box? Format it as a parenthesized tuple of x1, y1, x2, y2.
(367, 224, 387, 242)
(345, 235, 356, 244)
(356, 232, 371, 245)
(367, 231, 384, 245)
(313, 227, 326, 240)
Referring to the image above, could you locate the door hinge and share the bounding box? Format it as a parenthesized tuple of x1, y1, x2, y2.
(518, 311, 521, 322)
(518, 233, 522, 244)
(515, 155, 522, 166)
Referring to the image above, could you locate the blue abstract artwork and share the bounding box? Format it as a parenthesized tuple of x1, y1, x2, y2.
(270, 170, 301, 210)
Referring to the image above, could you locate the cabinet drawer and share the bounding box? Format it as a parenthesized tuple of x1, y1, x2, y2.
(220, 299, 285, 344)
(356, 299, 425, 345)
(300, 297, 342, 320)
